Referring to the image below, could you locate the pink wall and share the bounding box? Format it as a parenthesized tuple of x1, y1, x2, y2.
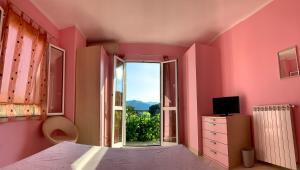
(195, 44, 222, 155)
(0, 0, 58, 167)
(118, 42, 221, 155)
(180, 43, 222, 155)
(59, 26, 86, 122)
(118, 43, 189, 145)
(0, 120, 52, 167)
(212, 0, 300, 161)
(195, 44, 222, 116)
(0, 1, 86, 167)
(181, 44, 199, 154)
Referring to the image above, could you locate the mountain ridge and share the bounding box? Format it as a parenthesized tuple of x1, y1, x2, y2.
(127, 100, 159, 110)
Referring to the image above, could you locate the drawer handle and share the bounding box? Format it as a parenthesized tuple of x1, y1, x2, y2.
(210, 132, 217, 135)
(208, 122, 216, 126)
(210, 118, 216, 121)
(210, 149, 217, 154)
(210, 140, 217, 145)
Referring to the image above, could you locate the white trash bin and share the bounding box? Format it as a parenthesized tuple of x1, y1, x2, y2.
(241, 148, 255, 168)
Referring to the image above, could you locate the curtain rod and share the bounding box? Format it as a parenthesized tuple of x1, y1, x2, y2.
(8, 2, 57, 41)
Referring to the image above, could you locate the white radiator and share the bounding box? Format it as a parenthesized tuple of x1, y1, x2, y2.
(253, 104, 297, 170)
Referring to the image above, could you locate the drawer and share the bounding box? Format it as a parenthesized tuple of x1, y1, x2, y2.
(203, 138, 228, 155)
(203, 116, 226, 124)
(203, 146, 229, 167)
(203, 130, 228, 144)
(202, 121, 227, 134)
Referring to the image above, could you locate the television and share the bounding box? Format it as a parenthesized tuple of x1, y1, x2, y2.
(213, 96, 240, 116)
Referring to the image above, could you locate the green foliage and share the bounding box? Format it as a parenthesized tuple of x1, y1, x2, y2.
(126, 105, 136, 113)
(126, 108, 160, 142)
(149, 104, 160, 115)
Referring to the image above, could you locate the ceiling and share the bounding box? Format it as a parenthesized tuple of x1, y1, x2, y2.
(31, 0, 273, 46)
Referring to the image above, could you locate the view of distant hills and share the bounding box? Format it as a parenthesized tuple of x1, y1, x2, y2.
(127, 100, 159, 110)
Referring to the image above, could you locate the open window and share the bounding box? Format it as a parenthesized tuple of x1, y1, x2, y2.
(47, 44, 65, 116)
(112, 56, 126, 147)
(161, 60, 178, 146)
(111, 57, 178, 147)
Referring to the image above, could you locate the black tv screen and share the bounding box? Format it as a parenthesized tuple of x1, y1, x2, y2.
(213, 96, 240, 115)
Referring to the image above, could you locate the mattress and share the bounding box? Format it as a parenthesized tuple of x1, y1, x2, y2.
(2, 142, 216, 170)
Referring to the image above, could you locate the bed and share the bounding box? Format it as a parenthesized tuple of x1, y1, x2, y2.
(2, 142, 219, 170)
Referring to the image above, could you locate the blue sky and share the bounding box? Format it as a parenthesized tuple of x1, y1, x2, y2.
(125, 63, 160, 102)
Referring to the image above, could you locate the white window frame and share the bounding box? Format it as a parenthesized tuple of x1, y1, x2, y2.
(111, 55, 126, 147)
(47, 44, 65, 116)
(160, 60, 178, 146)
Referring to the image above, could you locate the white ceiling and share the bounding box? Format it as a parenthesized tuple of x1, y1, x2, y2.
(31, 0, 273, 46)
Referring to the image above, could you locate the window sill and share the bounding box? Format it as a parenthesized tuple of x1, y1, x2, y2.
(0, 115, 42, 122)
(0, 104, 43, 122)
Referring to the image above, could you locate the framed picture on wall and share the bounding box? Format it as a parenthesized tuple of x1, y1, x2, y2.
(278, 46, 300, 79)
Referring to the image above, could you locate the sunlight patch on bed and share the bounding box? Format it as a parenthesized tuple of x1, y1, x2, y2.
(71, 146, 108, 170)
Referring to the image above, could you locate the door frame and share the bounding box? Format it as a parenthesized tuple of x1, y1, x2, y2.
(160, 60, 178, 146)
(111, 59, 179, 147)
(111, 56, 126, 147)
(124, 61, 162, 146)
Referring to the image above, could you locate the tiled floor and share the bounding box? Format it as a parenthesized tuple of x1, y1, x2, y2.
(233, 163, 287, 170)
(198, 156, 289, 170)
(124, 145, 292, 169)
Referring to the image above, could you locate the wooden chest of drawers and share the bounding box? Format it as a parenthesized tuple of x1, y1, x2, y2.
(202, 115, 251, 169)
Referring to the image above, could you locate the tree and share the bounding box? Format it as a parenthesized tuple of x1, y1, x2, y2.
(127, 105, 136, 113)
(126, 111, 161, 142)
(149, 104, 160, 115)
